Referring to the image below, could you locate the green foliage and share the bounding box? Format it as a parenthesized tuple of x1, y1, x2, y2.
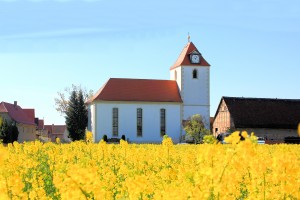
(184, 114, 210, 144)
(163, 134, 169, 140)
(11, 125, 19, 142)
(55, 84, 93, 115)
(65, 89, 88, 141)
(0, 117, 19, 143)
(203, 135, 217, 144)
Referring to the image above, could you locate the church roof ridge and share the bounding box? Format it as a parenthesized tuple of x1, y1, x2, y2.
(88, 78, 182, 103)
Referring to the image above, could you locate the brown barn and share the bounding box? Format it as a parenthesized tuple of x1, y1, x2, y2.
(213, 97, 300, 141)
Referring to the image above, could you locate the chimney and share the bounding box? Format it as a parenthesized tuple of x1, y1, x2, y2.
(14, 101, 17, 107)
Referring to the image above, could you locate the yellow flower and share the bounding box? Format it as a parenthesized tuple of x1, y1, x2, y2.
(162, 135, 173, 146)
(0, 133, 298, 199)
(241, 131, 249, 139)
(55, 137, 60, 144)
(224, 131, 241, 144)
(85, 130, 93, 143)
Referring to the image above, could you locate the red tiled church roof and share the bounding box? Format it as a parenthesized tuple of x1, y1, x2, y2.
(88, 78, 182, 103)
(0, 102, 36, 125)
(170, 42, 210, 70)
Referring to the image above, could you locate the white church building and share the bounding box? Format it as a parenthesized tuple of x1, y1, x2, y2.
(87, 40, 210, 143)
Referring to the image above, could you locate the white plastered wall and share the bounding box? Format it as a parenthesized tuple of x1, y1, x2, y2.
(91, 101, 182, 143)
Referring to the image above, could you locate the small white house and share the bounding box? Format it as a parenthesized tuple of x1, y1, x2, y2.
(87, 40, 211, 143)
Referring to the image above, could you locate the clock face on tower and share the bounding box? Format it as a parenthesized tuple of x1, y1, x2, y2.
(190, 54, 200, 64)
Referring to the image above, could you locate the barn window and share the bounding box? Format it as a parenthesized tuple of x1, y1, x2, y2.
(192, 69, 198, 79)
(112, 108, 118, 136)
(160, 109, 166, 136)
(137, 108, 143, 137)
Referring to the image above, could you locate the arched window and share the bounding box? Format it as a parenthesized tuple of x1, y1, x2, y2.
(193, 69, 198, 79)
(175, 70, 177, 81)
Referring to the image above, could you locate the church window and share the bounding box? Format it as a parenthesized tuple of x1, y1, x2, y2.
(175, 70, 177, 81)
(160, 109, 166, 136)
(137, 108, 143, 137)
(112, 108, 118, 136)
(193, 69, 198, 79)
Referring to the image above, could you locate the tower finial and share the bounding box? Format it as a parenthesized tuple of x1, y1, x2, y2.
(188, 32, 190, 43)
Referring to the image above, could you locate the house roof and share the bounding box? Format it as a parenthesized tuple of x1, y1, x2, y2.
(88, 78, 183, 103)
(170, 42, 210, 70)
(44, 125, 66, 135)
(221, 97, 300, 129)
(23, 109, 35, 123)
(0, 102, 36, 125)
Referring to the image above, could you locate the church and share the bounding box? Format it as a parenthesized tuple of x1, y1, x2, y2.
(87, 39, 210, 143)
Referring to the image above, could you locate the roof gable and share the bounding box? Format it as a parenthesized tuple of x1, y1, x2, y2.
(222, 97, 300, 129)
(170, 42, 210, 70)
(88, 78, 183, 103)
(0, 102, 36, 125)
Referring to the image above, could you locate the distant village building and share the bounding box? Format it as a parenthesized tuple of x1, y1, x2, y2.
(0, 101, 37, 142)
(44, 124, 69, 142)
(213, 97, 300, 140)
(87, 41, 211, 143)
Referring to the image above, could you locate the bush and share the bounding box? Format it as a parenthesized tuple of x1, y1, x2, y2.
(184, 114, 210, 144)
(203, 135, 217, 144)
(0, 118, 19, 143)
(121, 135, 126, 141)
(102, 134, 108, 142)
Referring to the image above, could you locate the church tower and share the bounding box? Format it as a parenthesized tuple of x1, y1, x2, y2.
(170, 39, 210, 128)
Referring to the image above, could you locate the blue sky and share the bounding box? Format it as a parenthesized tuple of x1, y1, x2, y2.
(0, 0, 299, 125)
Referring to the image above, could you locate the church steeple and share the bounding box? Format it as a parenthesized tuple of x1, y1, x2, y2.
(170, 40, 210, 129)
(170, 42, 210, 70)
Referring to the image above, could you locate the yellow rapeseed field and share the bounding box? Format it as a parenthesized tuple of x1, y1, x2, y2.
(0, 136, 299, 199)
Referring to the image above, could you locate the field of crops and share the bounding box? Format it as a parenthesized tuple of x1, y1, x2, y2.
(0, 138, 299, 199)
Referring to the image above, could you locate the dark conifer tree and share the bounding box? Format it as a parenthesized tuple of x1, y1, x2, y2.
(77, 90, 88, 140)
(0, 119, 18, 143)
(0, 119, 9, 143)
(11, 124, 19, 143)
(65, 89, 88, 141)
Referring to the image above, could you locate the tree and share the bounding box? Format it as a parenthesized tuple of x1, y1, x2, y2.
(11, 125, 19, 142)
(55, 84, 93, 116)
(184, 114, 211, 144)
(65, 89, 88, 141)
(0, 117, 19, 143)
